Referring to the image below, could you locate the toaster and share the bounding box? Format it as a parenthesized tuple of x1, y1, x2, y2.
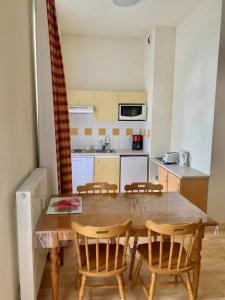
(163, 152, 179, 164)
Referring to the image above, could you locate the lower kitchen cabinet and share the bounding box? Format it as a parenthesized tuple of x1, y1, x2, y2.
(158, 166, 168, 192)
(157, 166, 208, 212)
(167, 172, 181, 193)
(181, 178, 209, 213)
(94, 156, 120, 190)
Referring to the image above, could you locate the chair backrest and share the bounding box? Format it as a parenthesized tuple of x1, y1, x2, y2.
(124, 182, 163, 193)
(72, 220, 132, 274)
(77, 182, 118, 194)
(145, 219, 202, 272)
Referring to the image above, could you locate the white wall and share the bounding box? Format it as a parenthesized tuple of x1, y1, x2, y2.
(144, 27, 176, 159)
(61, 34, 145, 91)
(150, 27, 176, 158)
(208, 1, 225, 223)
(171, 0, 222, 174)
(144, 28, 155, 153)
(0, 0, 37, 298)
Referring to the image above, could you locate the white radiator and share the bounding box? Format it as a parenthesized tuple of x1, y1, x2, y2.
(16, 168, 48, 300)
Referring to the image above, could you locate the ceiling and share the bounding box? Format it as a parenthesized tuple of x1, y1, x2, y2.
(55, 0, 203, 37)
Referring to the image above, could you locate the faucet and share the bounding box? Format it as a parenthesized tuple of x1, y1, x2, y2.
(103, 135, 110, 150)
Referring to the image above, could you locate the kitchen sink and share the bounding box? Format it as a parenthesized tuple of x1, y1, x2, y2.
(95, 149, 116, 153)
(72, 149, 95, 153)
(72, 149, 116, 154)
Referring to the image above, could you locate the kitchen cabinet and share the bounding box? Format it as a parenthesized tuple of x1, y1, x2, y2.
(117, 91, 147, 104)
(93, 91, 118, 121)
(67, 90, 93, 106)
(94, 156, 120, 190)
(157, 165, 208, 212)
(167, 172, 180, 192)
(158, 166, 168, 192)
(67, 90, 147, 121)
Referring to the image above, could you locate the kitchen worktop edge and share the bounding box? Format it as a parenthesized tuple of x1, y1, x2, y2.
(150, 158, 209, 179)
(71, 149, 149, 157)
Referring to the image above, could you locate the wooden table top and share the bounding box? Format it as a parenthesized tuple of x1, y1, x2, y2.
(36, 193, 216, 245)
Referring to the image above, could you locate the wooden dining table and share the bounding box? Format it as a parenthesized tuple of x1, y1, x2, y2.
(36, 192, 217, 300)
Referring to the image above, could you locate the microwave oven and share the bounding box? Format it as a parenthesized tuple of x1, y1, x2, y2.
(118, 104, 147, 121)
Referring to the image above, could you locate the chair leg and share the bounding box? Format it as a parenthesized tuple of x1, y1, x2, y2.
(117, 274, 126, 300)
(174, 274, 179, 284)
(75, 271, 81, 290)
(132, 257, 143, 286)
(78, 275, 86, 300)
(129, 236, 138, 279)
(184, 272, 194, 300)
(148, 273, 157, 300)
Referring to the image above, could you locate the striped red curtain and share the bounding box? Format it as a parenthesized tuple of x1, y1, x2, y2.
(46, 0, 72, 194)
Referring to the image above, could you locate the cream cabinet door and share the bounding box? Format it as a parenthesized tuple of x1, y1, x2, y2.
(93, 91, 118, 121)
(67, 90, 93, 106)
(158, 166, 168, 192)
(118, 92, 147, 104)
(94, 156, 120, 190)
(167, 172, 181, 193)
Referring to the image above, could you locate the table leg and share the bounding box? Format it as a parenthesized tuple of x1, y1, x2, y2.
(193, 226, 205, 299)
(50, 247, 59, 300)
(129, 235, 138, 280)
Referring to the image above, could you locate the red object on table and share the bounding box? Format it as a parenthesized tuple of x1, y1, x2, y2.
(51, 198, 80, 211)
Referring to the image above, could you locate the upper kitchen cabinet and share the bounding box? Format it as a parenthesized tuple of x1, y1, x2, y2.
(67, 90, 93, 106)
(67, 89, 147, 121)
(117, 91, 147, 104)
(93, 91, 118, 122)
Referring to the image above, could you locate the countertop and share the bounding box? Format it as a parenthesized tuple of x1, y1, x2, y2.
(150, 158, 209, 179)
(71, 149, 149, 157)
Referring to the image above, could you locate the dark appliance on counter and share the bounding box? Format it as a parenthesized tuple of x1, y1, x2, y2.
(132, 135, 143, 150)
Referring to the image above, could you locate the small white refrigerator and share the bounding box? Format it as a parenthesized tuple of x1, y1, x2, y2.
(120, 155, 148, 192)
(72, 156, 94, 193)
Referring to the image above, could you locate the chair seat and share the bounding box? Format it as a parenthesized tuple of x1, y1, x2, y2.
(80, 243, 124, 272)
(138, 241, 192, 270)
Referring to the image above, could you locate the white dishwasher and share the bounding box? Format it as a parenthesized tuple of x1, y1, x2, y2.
(120, 156, 148, 192)
(72, 155, 94, 193)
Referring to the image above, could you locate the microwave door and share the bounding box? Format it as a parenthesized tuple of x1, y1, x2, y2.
(121, 106, 142, 117)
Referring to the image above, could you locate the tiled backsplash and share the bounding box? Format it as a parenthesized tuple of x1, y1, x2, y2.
(69, 114, 150, 150)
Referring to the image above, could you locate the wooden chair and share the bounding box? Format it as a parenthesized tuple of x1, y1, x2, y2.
(125, 182, 163, 279)
(132, 219, 202, 300)
(58, 183, 118, 266)
(77, 182, 118, 194)
(125, 182, 163, 193)
(72, 220, 132, 300)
